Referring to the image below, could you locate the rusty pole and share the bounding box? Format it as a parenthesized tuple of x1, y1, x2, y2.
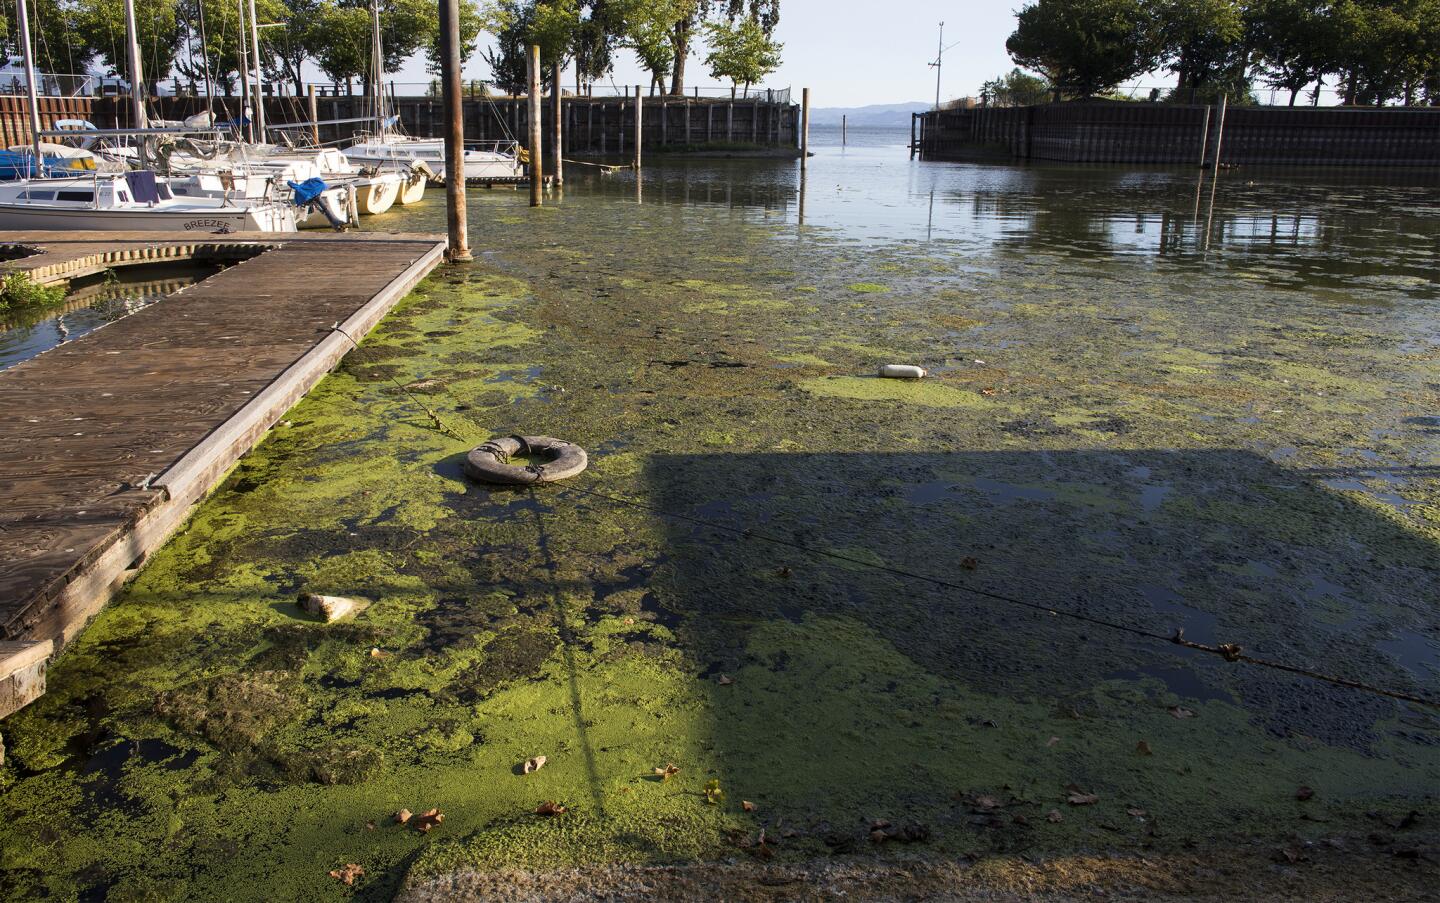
(439, 0, 471, 260)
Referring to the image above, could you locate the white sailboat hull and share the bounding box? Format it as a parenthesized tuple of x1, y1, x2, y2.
(0, 203, 295, 233)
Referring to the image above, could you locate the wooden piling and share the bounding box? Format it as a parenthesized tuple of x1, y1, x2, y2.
(1211, 95, 1228, 178)
(439, 0, 470, 259)
(551, 64, 563, 187)
(633, 87, 643, 168)
(307, 84, 319, 146)
(1197, 104, 1212, 168)
(801, 88, 810, 169)
(842, 113, 847, 146)
(528, 46, 542, 207)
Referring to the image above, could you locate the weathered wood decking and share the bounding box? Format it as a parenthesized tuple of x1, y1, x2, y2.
(0, 231, 446, 716)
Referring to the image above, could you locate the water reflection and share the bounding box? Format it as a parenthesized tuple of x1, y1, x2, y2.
(562, 138, 1440, 297)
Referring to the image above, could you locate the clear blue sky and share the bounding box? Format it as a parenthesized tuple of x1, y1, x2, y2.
(391, 1, 1025, 107)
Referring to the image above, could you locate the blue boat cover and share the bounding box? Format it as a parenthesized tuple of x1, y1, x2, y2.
(287, 177, 329, 205)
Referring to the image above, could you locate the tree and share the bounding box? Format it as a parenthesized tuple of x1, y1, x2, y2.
(0, 0, 96, 80)
(78, 0, 183, 91)
(307, 1, 370, 88)
(1250, 0, 1331, 105)
(421, 0, 487, 76)
(612, 0, 679, 92)
(979, 68, 1052, 106)
(668, 0, 777, 96)
(702, 15, 779, 96)
(1154, 0, 1249, 102)
(1006, 0, 1162, 98)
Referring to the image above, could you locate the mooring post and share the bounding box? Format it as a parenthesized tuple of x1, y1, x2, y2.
(1211, 94, 1228, 178)
(528, 45, 542, 206)
(307, 84, 319, 146)
(842, 113, 847, 146)
(801, 88, 810, 169)
(551, 63, 563, 187)
(634, 85, 642, 169)
(1197, 104, 1212, 168)
(439, 0, 470, 260)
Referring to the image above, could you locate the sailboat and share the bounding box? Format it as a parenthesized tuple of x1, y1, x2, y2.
(340, 0, 522, 183)
(0, 0, 298, 233)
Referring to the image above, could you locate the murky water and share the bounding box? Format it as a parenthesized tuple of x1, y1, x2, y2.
(3, 145, 1439, 900)
(0, 263, 222, 370)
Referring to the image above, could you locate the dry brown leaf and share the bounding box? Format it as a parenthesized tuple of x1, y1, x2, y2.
(1046, 809, 1063, 823)
(1136, 740, 1153, 756)
(980, 387, 998, 397)
(742, 800, 756, 812)
(972, 795, 1001, 812)
(329, 864, 365, 886)
(523, 755, 547, 774)
(413, 808, 444, 833)
(718, 674, 735, 686)
(365, 821, 376, 831)
(1045, 736, 1060, 748)
(536, 800, 567, 816)
(369, 647, 390, 659)
(1012, 813, 1029, 826)
(654, 763, 680, 781)
(1127, 807, 1148, 818)
(1168, 705, 1197, 719)
(1296, 786, 1315, 801)
(623, 617, 635, 625)
(393, 808, 413, 825)
(960, 557, 980, 571)
(1068, 792, 1100, 806)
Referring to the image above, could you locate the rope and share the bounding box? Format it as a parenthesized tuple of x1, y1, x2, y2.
(328, 323, 463, 440)
(562, 157, 624, 173)
(553, 482, 1440, 710)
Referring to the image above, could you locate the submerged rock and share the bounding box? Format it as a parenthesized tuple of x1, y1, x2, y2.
(298, 593, 362, 622)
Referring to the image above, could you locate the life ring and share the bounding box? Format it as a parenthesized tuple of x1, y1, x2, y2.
(464, 435, 588, 485)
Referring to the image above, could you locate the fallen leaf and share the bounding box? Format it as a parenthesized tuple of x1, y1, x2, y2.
(393, 808, 413, 825)
(1273, 846, 1306, 864)
(704, 779, 724, 804)
(1296, 786, 1315, 801)
(1136, 740, 1153, 756)
(535, 800, 567, 816)
(654, 763, 680, 781)
(623, 617, 635, 625)
(1012, 813, 1029, 826)
(365, 821, 376, 831)
(523, 755, 547, 774)
(742, 800, 756, 812)
(1168, 706, 1196, 719)
(1046, 810, 1063, 823)
(1046, 736, 1060, 748)
(717, 674, 734, 686)
(960, 557, 980, 571)
(329, 864, 365, 886)
(1068, 792, 1100, 806)
(369, 647, 390, 659)
(869, 829, 888, 844)
(972, 795, 1001, 812)
(413, 808, 444, 833)
(980, 387, 997, 396)
(1127, 807, 1148, 818)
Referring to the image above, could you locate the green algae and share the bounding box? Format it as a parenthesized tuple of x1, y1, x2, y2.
(2, 164, 1439, 900)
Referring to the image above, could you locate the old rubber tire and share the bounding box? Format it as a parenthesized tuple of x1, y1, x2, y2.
(463, 435, 588, 485)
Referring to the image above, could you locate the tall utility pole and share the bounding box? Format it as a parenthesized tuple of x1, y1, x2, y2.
(930, 21, 944, 109)
(439, 0, 470, 261)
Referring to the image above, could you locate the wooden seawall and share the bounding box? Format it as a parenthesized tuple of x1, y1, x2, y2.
(916, 100, 1440, 167)
(0, 231, 446, 724)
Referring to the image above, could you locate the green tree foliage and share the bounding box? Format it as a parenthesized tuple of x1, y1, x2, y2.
(702, 15, 779, 95)
(1155, 0, 1249, 101)
(77, 0, 182, 91)
(979, 68, 1053, 106)
(1249, 0, 1332, 104)
(611, 0, 679, 91)
(666, 0, 777, 95)
(1006, 0, 1162, 97)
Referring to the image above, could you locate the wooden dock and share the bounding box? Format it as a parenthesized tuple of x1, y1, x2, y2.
(0, 231, 446, 720)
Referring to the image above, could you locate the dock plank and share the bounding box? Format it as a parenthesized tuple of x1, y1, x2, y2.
(0, 231, 446, 646)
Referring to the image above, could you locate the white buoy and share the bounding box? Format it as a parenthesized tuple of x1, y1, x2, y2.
(879, 364, 928, 379)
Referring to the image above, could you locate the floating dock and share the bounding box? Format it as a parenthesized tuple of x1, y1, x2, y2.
(0, 231, 446, 720)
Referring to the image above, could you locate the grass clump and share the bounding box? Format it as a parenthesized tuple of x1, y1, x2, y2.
(0, 270, 64, 315)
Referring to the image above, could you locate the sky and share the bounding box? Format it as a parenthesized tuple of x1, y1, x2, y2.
(389, 0, 1025, 108)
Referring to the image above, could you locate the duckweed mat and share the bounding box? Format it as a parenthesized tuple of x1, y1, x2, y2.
(2, 156, 1437, 901)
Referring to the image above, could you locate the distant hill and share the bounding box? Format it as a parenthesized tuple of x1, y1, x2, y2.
(807, 102, 930, 127)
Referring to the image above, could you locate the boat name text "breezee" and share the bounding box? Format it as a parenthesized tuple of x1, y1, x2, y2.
(183, 220, 235, 233)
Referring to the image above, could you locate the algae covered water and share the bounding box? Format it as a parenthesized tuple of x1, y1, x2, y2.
(2, 147, 1439, 900)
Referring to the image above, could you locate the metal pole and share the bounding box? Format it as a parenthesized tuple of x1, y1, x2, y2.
(1197, 104, 1211, 168)
(552, 63, 563, 186)
(842, 113, 846, 146)
(247, 0, 265, 139)
(933, 21, 944, 109)
(370, 0, 384, 134)
(439, 0, 470, 260)
(633, 85, 643, 169)
(15, 0, 43, 175)
(528, 45, 543, 207)
(800, 87, 809, 171)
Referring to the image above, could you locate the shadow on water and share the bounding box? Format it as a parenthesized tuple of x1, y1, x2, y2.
(642, 449, 1437, 752)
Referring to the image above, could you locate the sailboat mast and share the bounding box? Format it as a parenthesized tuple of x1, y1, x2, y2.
(122, 0, 148, 162)
(371, 0, 387, 134)
(237, 0, 253, 141)
(15, 0, 45, 175)
(247, 0, 265, 140)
